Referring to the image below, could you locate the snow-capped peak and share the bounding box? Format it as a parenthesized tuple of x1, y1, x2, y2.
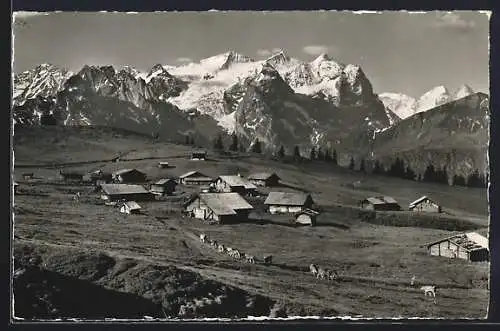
(311, 53, 332, 66)
(378, 92, 417, 119)
(415, 85, 450, 113)
(454, 84, 474, 100)
(265, 49, 291, 66)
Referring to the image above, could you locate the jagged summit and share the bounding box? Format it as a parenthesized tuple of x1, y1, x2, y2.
(265, 49, 291, 66)
(454, 84, 475, 100)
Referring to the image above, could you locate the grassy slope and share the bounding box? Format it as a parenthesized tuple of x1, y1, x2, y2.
(12, 127, 490, 318)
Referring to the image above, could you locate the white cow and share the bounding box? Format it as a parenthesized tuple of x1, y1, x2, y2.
(217, 244, 225, 253)
(231, 249, 241, 259)
(199, 233, 208, 243)
(410, 275, 416, 286)
(309, 264, 319, 277)
(420, 285, 436, 297)
(209, 240, 218, 248)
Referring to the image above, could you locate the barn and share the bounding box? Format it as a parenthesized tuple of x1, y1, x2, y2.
(425, 230, 489, 262)
(360, 196, 401, 211)
(158, 161, 170, 168)
(150, 178, 177, 196)
(120, 201, 142, 214)
(215, 175, 258, 195)
(295, 209, 319, 226)
(112, 169, 147, 183)
(409, 196, 442, 213)
(178, 171, 213, 185)
(100, 184, 155, 202)
(184, 192, 254, 224)
(247, 172, 281, 187)
(264, 192, 314, 214)
(191, 150, 207, 160)
(59, 170, 84, 181)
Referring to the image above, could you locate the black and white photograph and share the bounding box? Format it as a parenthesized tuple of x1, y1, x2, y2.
(11, 10, 491, 320)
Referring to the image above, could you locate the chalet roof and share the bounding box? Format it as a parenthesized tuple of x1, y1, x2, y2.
(409, 196, 439, 208)
(158, 161, 169, 164)
(198, 193, 254, 216)
(154, 178, 177, 185)
(101, 184, 149, 195)
(112, 168, 145, 176)
(179, 171, 210, 179)
(365, 196, 399, 205)
(60, 170, 84, 176)
(264, 192, 312, 206)
(425, 231, 489, 252)
(247, 172, 280, 181)
(218, 175, 257, 190)
(192, 150, 207, 155)
(122, 201, 141, 210)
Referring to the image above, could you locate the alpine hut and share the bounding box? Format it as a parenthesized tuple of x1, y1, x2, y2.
(424, 230, 489, 262)
(247, 172, 281, 187)
(100, 184, 154, 202)
(119, 201, 142, 215)
(178, 171, 213, 186)
(409, 196, 442, 213)
(184, 192, 254, 224)
(360, 196, 401, 211)
(150, 178, 177, 196)
(264, 192, 314, 214)
(112, 169, 147, 184)
(295, 209, 320, 226)
(215, 175, 258, 195)
(191, 150, 207, 160)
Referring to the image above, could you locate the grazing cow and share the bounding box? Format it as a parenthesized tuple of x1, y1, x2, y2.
(210, 240, 218, 248)
(226, 247, 233, 254)
(246, 255, 255, 264)
(263, 255, 273, 264)
(231, 249, 241, 259)
(411, 275, 416, 286)
(309, 264, 319, 276)
(326, 269, 338, 281)
(199, 233, 208, 243)
(420, 285, 436, 297)
(217, 244, 225, 253)
(317, 267, 327, 279)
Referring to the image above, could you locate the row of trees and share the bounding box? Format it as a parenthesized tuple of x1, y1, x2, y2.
(208, 133, 487, 189)
(348, 156, 487, 188)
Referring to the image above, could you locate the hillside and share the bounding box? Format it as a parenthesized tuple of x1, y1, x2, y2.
(12, 127, 489, 319)
(367, 93, 489, 182)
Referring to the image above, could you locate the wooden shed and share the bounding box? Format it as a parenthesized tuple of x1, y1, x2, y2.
(178, 171, 213, 185)
(409, 196, 442, 213)
(120, 201, 142, 214)
(150, 178, 177, 196)
(100, 184, 155, 202)
(112, 169, 147, 184)
(191, 150, 207, 160)
(360, 196, 401, 211)
(264, 192, 314, 214)
(425, 231, 489, 262)
(215, 175, 258, 195)
(158, 161, 170, 168)
(247, 172, 281, 187)
(295, 209, 319, 226)
(184, 192, 254, 224)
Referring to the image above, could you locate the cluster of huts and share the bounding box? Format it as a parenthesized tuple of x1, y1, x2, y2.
(359, 195, 442, 213)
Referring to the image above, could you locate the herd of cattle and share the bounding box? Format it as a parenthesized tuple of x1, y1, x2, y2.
(199, 233, 273, 265)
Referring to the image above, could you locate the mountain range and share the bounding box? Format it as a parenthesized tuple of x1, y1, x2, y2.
(12, 49, 489, 183)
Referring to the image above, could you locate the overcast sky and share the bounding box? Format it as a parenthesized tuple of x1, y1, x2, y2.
(12, 11, 489, 98)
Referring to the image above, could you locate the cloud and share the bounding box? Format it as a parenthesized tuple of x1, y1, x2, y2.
(13, 11, 50, 20)
(176, 57, 192, 63)
(434, 12, 476, 30)
(302, 45, 333, 56)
